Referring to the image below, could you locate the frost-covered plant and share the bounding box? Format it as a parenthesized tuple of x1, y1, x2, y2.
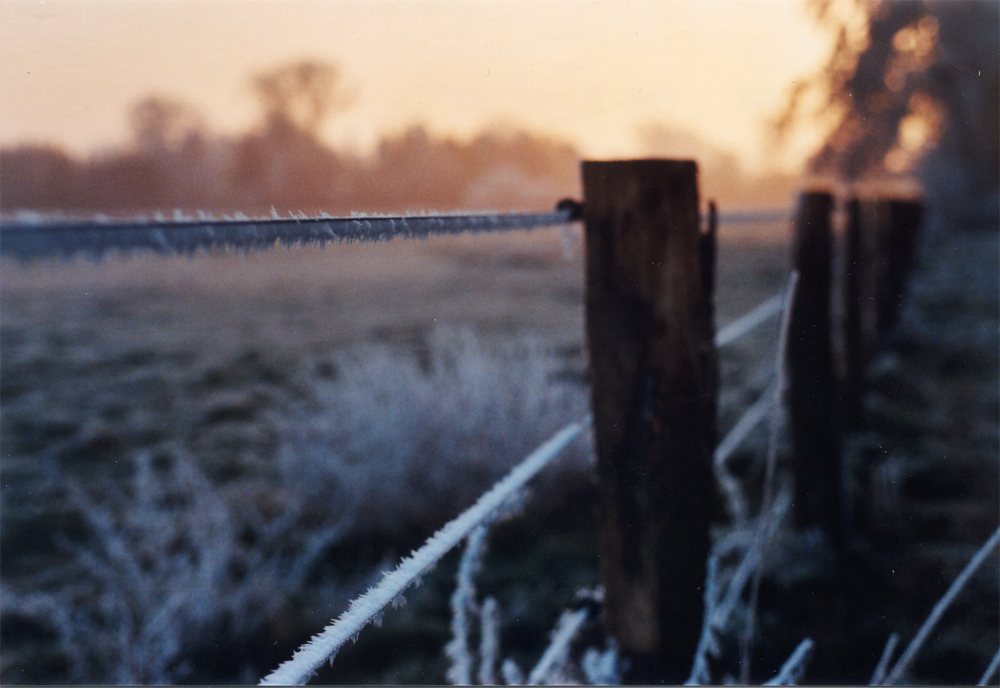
(879, 524, 1000, 686)
(446, 523, 492, 685)
(1, 446, 354, 684)
(440, 505, 618, 686)
(278, 327, 592, 538)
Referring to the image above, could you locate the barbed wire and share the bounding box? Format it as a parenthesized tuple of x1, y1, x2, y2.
(0, 205, 580, 261)
(0, 200, 789, 262)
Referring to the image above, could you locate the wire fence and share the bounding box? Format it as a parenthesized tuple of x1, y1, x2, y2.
(260, 286, 789, 686)
(0, 208, 578, 261)
(8, 190, 987, 685)
(1, 197, 796, 685)
(0, 203, 785, 261)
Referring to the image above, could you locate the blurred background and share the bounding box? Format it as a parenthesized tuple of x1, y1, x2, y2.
(2, 0, 995, 222)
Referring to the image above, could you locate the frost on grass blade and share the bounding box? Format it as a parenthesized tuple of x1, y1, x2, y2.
(763, 638, 814, 686)
(478, 597, 501, 686)
(526, 607, 589, 685)
(582, 639, 621, 686)
(882, 525, 1000, 686)
(502, 658, 525, 686)
(869, 633, 899, 686)
(979, 647, 1000, 686)
(259, 418, 587, 686)
(446, 523, 492, 686)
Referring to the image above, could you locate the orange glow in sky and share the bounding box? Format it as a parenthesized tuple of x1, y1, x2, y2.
(1, 0, 831, 174)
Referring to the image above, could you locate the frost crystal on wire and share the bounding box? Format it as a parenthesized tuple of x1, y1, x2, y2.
(1, 208, 578, 262)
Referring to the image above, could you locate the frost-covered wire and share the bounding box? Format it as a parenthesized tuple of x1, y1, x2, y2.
(715, 295, 784, 347)
(882, 524, 1000, 686)
(763, 638, 814, 686)
(259, 418, 588, 686)
(0, 208, 576, 261)
(526, 607, 590, 685)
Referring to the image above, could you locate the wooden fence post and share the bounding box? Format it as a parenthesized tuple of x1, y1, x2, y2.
(788, 191, 842, 544)
(842, 197, 864, 430)
(582, 160, 717, 683)
(875, 198, 924, 339)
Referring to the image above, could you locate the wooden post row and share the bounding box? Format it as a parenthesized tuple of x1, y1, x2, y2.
(788, 191, 842, 543)
(842, 198, 865, 430)
(843, 196, 924, 427)
(869, 198, 924, 344)
(792, 192, 923, 541)
(583, 160, 717, 684)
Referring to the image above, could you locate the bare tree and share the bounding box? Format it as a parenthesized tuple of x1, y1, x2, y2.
(252, 60, 354, 139)
(130, 96, 206, 156)
(777, 0, 998, 227)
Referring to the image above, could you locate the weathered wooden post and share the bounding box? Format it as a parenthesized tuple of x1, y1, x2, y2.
(841, 197, 865, 430)
(876, 198, 924, 339)
(583, 160, 717, 683)
(788, 191, 842, 544)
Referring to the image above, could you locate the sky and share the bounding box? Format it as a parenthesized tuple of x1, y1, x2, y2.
(0, 0, 832, 174)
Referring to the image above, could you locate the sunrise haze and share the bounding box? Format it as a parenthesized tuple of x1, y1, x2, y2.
(1, 0, 830, 175)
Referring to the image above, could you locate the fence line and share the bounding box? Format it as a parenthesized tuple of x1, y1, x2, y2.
(0, 208, 576, 260)
(6, 157, 978, 684)
(261, 284, 788, 685)
(0, 203, 796, 262)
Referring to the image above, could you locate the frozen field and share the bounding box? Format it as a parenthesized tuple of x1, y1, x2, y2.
(2, 221, 995, 684)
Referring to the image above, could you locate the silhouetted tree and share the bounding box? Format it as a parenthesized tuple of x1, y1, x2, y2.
(252, 61, 354, 141)
(778, 0, 998, 227)
(130, 96, 206, 156)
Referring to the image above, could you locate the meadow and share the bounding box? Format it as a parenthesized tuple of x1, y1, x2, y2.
(1, 220, 996, 684)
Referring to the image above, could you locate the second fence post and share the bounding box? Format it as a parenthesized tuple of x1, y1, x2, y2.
(583, 159, 717, 683)
(788, 191, 842, 544)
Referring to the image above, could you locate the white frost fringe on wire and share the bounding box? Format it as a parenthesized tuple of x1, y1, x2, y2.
(259, 418, 588, 686)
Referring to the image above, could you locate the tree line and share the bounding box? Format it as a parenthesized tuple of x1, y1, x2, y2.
(1, 61, 800, 217)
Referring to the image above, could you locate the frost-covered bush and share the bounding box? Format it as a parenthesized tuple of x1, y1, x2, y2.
(1, 446, 355, 684)
(277, 327, 592, 538)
